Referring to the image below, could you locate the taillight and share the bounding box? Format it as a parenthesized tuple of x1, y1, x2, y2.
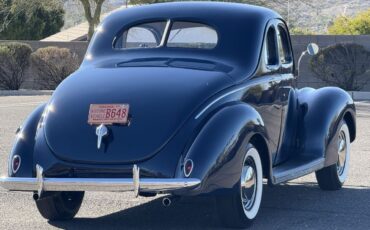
(12, 155, 21, 174)
(183, 159, 194, 177)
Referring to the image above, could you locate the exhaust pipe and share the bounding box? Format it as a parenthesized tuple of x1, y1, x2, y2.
(162, 197, 172, 207)
(162, 196, 180, 207)
(33, 193, 39, 201)
(33, 192, 55, 201)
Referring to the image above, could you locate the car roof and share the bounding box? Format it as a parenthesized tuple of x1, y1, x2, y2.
(85, 2, 283, 82)
(109, 2, 280, 21)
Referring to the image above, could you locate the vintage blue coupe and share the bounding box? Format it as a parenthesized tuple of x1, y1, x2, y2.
(0, 2, 356, 228)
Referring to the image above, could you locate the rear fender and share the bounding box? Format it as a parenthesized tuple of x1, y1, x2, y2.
(176, 103, 268, 195)
(297, 87, 356, 166)
(8, 104, 46, 177)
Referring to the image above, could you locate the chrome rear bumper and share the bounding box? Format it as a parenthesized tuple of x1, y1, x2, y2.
(0, 164, 200, 197)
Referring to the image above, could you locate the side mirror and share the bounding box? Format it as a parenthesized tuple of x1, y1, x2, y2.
(307, 43, 319, 56)
(297, 43, 320, 78)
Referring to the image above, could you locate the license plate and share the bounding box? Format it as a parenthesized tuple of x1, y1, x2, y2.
(88, 104, 129, 125)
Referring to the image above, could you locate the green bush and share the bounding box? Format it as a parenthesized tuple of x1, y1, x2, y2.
(0, 42, 33, 90)
(310, 43, 370, 91)
(0, 0, 64, 40)
(328, 9, 370, 35)
(31, 47, 80, 90)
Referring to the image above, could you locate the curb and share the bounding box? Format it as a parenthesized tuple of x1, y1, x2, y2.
(348, 91, 370, 101)
(0, 90, 53, 96)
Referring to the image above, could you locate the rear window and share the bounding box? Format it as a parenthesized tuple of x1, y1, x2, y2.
(114, 21, 218, 50)
(114, 21, 167, 49)
(167, 22, 218, 49)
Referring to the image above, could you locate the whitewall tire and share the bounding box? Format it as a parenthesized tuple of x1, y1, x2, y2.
(216, 144, 263, 228)
(316, 120, 350, 190)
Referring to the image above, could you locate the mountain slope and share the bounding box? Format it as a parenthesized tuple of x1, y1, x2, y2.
(61, 0, 370, 34)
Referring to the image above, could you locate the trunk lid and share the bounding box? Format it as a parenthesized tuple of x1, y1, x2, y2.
(44, 67, 232, 164)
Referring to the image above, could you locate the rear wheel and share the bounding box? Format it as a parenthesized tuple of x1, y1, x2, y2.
(35, 191, 84, 221)
(316, 120, 350, 190)
(216, 144, 263, 228)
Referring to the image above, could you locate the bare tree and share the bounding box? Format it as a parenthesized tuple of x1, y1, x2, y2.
(78, 0, 106, 41)
(0, 43, 32, 90)
(310, 43, 370, 91)
(31, 47, 81, 90)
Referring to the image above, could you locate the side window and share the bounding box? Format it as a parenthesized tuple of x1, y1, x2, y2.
(114, 21, 167, 49)
(277, 25, 293, 64)
(265, 26, 279, 66)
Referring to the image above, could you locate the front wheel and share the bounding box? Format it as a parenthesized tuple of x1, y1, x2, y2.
(316, 120, 350, 190)
(215, 144, 263, 228)
(35, 191, 84, 221)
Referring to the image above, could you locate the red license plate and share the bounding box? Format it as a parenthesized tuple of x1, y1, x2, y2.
(88, 104, 129, 125)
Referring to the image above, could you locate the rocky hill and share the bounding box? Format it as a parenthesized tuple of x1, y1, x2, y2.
(61, 0, 370, 34)
(273, 0, 370, 33)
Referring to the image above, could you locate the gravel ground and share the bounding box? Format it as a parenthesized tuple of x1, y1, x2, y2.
(0, 96, 369, 229)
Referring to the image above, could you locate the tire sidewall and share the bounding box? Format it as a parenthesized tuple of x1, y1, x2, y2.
(35, 191, 84, 220)
(337, 121, 350, 184)
(239, 145, 263, 220)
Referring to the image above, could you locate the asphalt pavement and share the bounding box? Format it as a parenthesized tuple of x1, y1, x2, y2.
(0, 96, 369, 229)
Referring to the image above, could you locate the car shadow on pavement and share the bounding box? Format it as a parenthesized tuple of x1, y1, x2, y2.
(49, 183, 370, 230)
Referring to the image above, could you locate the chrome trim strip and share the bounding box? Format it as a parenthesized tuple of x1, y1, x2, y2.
(0, 165, 201, 195)
(194, 87, 245, 119)
(194, 74, 294, 120)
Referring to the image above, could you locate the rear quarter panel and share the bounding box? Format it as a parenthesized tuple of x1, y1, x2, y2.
(177, 103, 268, 195)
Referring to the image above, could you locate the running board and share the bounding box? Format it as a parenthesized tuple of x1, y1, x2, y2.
(272, 157, 325, 184)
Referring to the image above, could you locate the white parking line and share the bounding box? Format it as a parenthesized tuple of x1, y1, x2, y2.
(357, 113, 370, 117)
(0, 102, 45, 108)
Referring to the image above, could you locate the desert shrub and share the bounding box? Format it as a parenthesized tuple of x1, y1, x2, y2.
(328, 9, 370, 35)
(310, 43, 370, 91)
(290, 27, 316, 35)
(31, 47, 80, 89)
(0, 42, 33, 90)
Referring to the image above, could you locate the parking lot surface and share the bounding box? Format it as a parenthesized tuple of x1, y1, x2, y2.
(0, 96, 369, 229)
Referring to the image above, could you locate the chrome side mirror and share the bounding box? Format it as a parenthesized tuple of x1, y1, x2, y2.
(307, 43, 319, 56)
(297, 43, 320, 78)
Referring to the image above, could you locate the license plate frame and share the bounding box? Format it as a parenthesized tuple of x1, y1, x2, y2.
(88, 104, 130, 125)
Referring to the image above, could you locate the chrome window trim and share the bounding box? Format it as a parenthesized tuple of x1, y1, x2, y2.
(113, 20, 219, 51)
(264, 25, 280, 70)
(159, 20, 171, 47)
(276, 24, 293, 68)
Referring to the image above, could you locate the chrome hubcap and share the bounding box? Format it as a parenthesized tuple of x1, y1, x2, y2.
(241, 157, 257, 211)
(337, 130, 347, 176)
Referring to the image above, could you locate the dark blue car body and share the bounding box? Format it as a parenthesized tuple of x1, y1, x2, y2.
(4, 1, 356, 217)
